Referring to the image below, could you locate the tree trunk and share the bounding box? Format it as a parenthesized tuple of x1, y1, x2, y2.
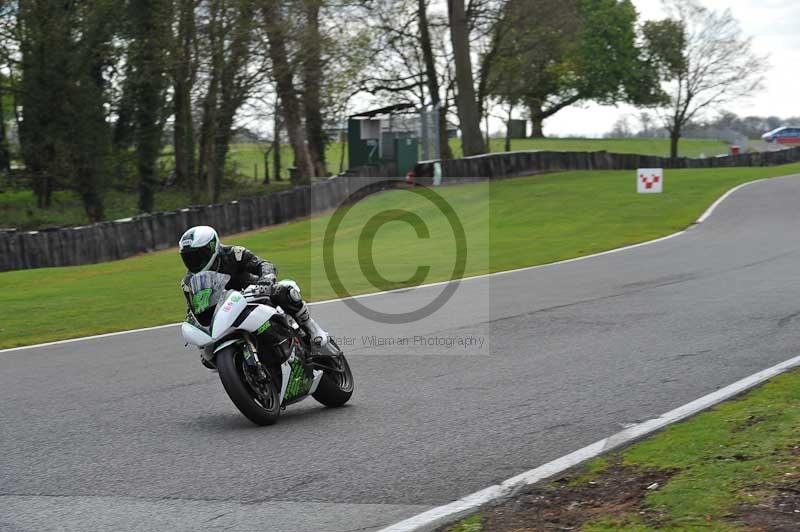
(438, 106, 453, 160)
(212, 108, 238, 201)
(73, 6, 115, 222)
(263, 0, 314, 185)
(485, 112, 491, 152)
(173, 0, 197, 199)
(670, 129, 680, 158)
(173, 80, 196, 196)
(528, 101, 545, 138)
(339, 130, 346, 174)
(302, 0, 326, 177)
(419, 0, 454, 160)
(198, 79, 219, 201)
(446, 0, 486, 156)
(199, 0, 255, 203)
(273, 106, 282, 181)
(0, 90, 10, 174)
(212, 140, 228, 202)
(130, 0, 170, 213)
(197, 0, 222, 201)
(504, 105, 512, 152)
(263, 147, 270, 184)
(74, 69, 109, 223)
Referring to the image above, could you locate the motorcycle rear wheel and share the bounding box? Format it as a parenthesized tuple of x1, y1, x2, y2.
(312, 353, 354, 407)
(217, 346, 281, 426)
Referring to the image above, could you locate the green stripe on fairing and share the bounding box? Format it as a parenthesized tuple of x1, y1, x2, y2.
(192, 288, 212, 314)
(284, 356, 312, 401)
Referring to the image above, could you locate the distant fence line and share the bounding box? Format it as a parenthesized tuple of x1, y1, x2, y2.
(0, 170, 398, 272)
(2, 147, 800, 272)
(412, 146, 800, 181)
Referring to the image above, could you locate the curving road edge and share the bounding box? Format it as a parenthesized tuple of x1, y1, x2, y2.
(379, 176, 795, 531)
(379, 353, 800, 532)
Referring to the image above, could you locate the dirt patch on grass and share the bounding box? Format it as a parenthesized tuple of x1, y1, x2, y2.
(731, 414, 766, 432)
(734, 450, 800, 532)
(446, 460, 675, 531)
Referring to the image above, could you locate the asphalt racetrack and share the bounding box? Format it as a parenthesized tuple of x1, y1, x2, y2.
(3, 175, 800, 531)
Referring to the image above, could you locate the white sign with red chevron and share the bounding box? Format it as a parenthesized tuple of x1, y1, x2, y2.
(637, 168, 663, 193)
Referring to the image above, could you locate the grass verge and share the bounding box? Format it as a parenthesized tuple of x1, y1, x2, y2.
(1, 162, 799, 349)
(444, 368, 800, 532)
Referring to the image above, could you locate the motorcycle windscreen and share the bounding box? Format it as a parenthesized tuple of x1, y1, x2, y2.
(188, 271, 231, 315)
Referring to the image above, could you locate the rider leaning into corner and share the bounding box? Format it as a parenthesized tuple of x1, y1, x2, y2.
(177, 225, 329, 354)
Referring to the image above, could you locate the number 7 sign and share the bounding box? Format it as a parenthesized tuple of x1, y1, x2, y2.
(637, 168, 663, 193)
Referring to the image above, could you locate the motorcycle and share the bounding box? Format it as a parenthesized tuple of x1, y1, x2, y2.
(181, 271, 354, 425)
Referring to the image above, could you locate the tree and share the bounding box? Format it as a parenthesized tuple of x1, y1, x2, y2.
(0, 5, 15, 177)
(447, 0, 486, 155)
(418, 0, 454, 159)
(197, 0, 262, 201)
(271, 95, 282, 181)
(301, 0, 327, 177)
(648, 0, 767, 158)
(18, 0, 118, 220)
(172, 0, 199, 199)
(262, 0, 314, 184)
(18, 0, 68, 208)
(127, 0, 172, 213)
(488, 0, 665, 138)
(0, 76, 13, 175)
(354, 0, 460, 161)
(606, 116, 633, 138)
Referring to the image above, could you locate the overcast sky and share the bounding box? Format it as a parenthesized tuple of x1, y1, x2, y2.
(543, 0, 799, 137)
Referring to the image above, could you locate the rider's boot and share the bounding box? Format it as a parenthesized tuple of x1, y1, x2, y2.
(294, 303, 329, 348)
(274, 279, 330, 348)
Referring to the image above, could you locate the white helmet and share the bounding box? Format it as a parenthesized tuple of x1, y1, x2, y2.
(178, 226, 221, 273)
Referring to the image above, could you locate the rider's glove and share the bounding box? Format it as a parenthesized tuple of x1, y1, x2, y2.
(257, 273, 276, 287)
(250, 273, 276, 296)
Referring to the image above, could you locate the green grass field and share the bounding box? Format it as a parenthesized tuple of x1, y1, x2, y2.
(0, 138, 729, 230)
(1, 162, 799, 349)
(448, 368, 800, 531)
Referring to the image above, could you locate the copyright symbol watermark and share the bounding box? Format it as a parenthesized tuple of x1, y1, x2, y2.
(322, 180, 468, 324)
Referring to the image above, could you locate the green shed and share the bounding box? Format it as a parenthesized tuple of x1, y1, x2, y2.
(347, 103, 418, 171)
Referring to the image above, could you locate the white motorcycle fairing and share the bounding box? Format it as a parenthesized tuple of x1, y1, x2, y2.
(181, 290, 278, 349)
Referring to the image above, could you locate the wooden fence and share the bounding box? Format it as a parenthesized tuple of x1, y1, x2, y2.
(3, 147, 800, 271)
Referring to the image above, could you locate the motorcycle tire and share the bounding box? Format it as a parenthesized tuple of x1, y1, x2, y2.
(217, 346, 281, 426)
(312, 353, 354, 407)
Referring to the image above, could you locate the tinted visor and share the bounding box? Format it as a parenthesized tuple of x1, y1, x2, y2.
(181, 246, 214, 273)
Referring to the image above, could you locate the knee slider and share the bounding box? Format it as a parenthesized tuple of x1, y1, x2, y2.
(277, 279, 303, 303)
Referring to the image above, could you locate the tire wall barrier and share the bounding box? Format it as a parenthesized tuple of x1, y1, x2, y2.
(4, 147, 800, 271)
(413, 146, 800, 184)
(0, 171, 404, 272)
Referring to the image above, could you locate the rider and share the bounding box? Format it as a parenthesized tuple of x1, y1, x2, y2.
(178, 225, 329, 348)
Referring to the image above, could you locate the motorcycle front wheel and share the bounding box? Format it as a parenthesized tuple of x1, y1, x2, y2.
(216, 346, 281, 426)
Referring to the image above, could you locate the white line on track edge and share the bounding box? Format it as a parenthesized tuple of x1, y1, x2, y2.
(379, 353, 800, 532)
(0, 176, 772, 354)
(695, 178, 764, 223)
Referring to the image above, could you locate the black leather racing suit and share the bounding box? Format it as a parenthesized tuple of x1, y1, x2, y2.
(180, 245, 305, 318)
